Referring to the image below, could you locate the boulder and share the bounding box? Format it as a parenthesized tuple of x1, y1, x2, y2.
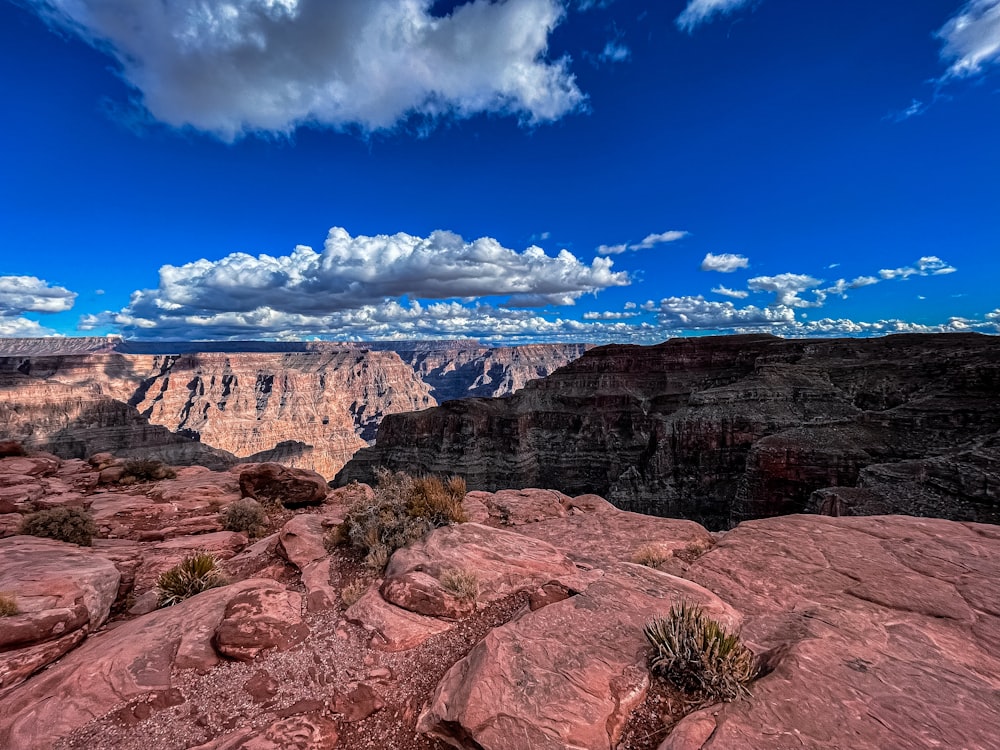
(239, 463, 328, 508)
(418, 563, 740, 750)
(212, 586, 309, 661)
(345, 586, 452, 652)
(277, 515, 337, 611)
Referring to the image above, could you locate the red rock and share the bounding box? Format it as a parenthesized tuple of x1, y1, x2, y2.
(243, 671, 280, 703)
(419, 563, 740, 750)
(133, 531, 248, 593)
(277, 515, 337, 611)
(465, 488, 572, 526)
(0, 441, 26, 457)
(187, 714, 339, 750)
(212, 586, 309, 661)
(0, 578, 288, 748)
(345, 586, 452, 652)
(0, 453, 61, 478)
(380, 571, 475, 621)
(240, 463, 328, 508)
(332, 683, 384, 721)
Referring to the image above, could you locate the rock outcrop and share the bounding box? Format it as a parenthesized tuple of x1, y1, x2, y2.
(339, 333, 1000, 527)
(0, 340, 588, 479)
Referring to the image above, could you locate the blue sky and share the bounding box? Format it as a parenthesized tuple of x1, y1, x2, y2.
(1, 0, 998, 343)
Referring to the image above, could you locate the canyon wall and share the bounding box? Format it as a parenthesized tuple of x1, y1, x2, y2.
(337, 333, 1000, 527)
(0, 340, 587, 478)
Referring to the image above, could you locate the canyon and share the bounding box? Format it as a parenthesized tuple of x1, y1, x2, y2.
(0, 339, 588, 480)
(338, 333, 1000, 528)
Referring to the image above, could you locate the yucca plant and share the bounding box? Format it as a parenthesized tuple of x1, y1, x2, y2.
(156, 553, 227, 607)
(644, 602, 757, 702)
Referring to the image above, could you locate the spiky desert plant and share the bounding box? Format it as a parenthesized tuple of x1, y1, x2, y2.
(644, 602, 757, 702)
(632, 544, 671, 569)
(18, 506, 97, 546)
(156, 553, 227, 607)
(440, 568, 479, 602)
(219, 498, 268, 538)
(0, 592, 18, 617)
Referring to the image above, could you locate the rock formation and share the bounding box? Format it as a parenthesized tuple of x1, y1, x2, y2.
(339, 333, 1000, 527)
(0, 339, 587, 479)
(0, 446, 997, 750)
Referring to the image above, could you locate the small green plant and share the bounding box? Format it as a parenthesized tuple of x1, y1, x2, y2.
(632, 544, 671, 569)
(440, 568, 479, 602)
(156, 553, 227, 607)
(18, 506, 97, 546)
(644, 602, 757, 703)
(340, 578, 371, 607)
(119, 459, 177, 484)
(0, 592, 18, 617)
(339, 469, 468, 572)
(219, 498, 268, 538)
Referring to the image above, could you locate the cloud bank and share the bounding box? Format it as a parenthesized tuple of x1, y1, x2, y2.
(27, 0, 584, 138)
(0, 276, 77, 337)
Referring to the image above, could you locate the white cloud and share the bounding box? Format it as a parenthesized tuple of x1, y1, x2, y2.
(0, 317, 58, 337)
(0, 276, 77, 314)
(598, 40, 631, 63)
(701, 252, 749, 273)
(676, 0, 755, 32)
(630, 231, 689, 251)
(879, 256, 957, 280)
(624, 301, 637, 310)
(712, 285, 749, 299)
(747, 273, 823, 307)
(28, 0, 584, 139)
(653, 295, 796, 329)
(596, 244, 628, 256)
(582, 310, 639, 320)
(84, 227, 631, 338)
(938, 0, 1000, 78)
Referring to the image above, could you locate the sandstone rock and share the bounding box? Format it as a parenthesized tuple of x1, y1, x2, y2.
(133, 531, 248, 593)
(384, 523, 585, 613)
(380, 571, 475, 621)
(0, 579, 285, 748)
(418, 563, 740, 750)
(331, 683, 384, 722)
(212, 586, 309, 661)
(345, 586, 452, 652)
(240, 463, 328, 508)
(188, 714, 339, 750)
(464, 488, 572, 525)
(662, 514, 1000, 750)
(277, 515, 338, 611)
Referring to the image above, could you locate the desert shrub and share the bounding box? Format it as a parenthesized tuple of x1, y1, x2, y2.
(0, 592, 18, 617)
(440, 568, 479, 602)
(644, 602, 757, 703)
(339, 469, 467, 571)
(219, 498, 268, 538)
(340, 578, 371, 607)
(156, 553, 227, 607)
(18, 506, 97, 546)
(119, 458, 177, 484)
(632, 544, 671, 569)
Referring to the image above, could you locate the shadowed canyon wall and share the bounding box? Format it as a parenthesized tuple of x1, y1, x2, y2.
(337, 333, 1000, 527)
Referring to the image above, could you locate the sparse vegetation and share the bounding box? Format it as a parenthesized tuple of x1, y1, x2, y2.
(337, 469, 468, 571)
(156, 553, 227, 607)
(440, 568, 479, 602)
(632, 544, 671, 569)
(644, 602, 757, 703)
(0, 592, 18, 617)
(340, 578, 371, 607)
(118, 458, 177, 484)
(18, 506, 97, 546)
(219, 498, 268, 538)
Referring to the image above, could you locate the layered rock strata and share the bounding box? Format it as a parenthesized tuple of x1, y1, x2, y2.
(338, 333, 1000, 527)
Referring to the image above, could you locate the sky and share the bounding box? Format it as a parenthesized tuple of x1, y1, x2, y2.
(1, 0, 998, 344)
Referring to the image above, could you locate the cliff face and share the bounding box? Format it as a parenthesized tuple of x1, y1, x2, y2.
(0, 341, 588, 478)
(337, 333, 1000, 527)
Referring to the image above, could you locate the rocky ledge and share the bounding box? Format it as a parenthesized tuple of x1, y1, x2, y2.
(338, 332, 1000, 528)
(0, 446, 997, 749)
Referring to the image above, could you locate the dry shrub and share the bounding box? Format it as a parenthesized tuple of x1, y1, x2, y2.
(440, 568, 479, 602)
(0, 592, 18, 617)
(632, 544, 671, 569)
(219, 498, 268, 538)
(18, 506, 97, 546)
(156, 553, 227, 607)
(644, 602, 757, 703)
(338, 468, 467, 572)
(119, 459, 177, 484)
(340, 578, 371, 607)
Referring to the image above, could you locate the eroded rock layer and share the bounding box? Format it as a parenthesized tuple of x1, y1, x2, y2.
(338, 333, 1000, 527)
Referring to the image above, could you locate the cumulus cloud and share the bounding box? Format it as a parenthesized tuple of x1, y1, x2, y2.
(0, 276, 76, 338)
(596, 244, 628, 256)
(582, 310, 639, 320)
(653, 295, 796, 329)
(879, 256, 957, 280)
(938, 0, 1000, 78)
(712, 285, 749, 299)
(701, 252, 749, 273)
(84, 227, 631, 338)
(747, 273, 823, 307)
(676, 0, 755, 32)
(27, 0, 584, 139)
